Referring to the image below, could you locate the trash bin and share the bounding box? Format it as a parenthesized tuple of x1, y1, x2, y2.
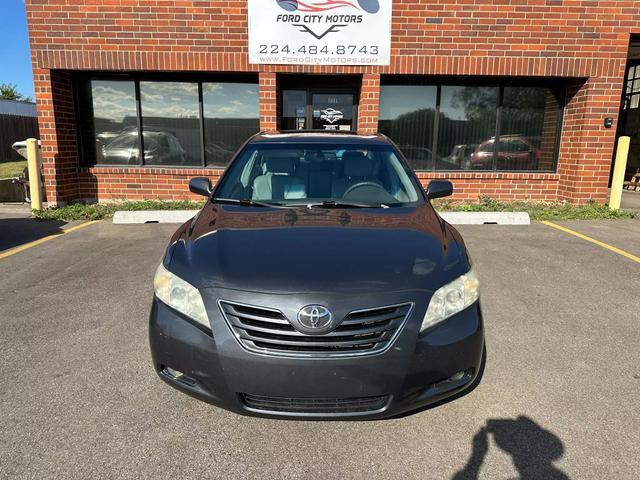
(11, 140, 40, 161)
(4, 139, 46, 203)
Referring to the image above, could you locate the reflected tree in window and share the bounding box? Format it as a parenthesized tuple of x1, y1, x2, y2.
(378, 81, 563, 172)
(378, 85, 437, 171)
(500, 87, 562, 170)
(438, 86, 498, 170)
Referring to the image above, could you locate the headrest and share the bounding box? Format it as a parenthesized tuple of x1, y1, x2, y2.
(343, 151, 374, 177)
(264, 156, 296, 175)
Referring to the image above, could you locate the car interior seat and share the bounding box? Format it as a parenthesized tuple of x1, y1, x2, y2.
(332, 151, 382, 197)
(305, 151, 335, 198)
(252, 155, 306, 200)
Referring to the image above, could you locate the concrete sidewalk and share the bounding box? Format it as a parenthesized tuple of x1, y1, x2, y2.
(621, 189, 640, 211)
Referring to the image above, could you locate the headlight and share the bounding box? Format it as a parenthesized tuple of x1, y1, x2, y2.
(153, 263, 210, 330)
(421, 269, 480, 332)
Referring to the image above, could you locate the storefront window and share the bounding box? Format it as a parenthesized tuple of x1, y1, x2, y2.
(499, 87, 562, 171)
(77, 75, 260, 168)
(203, 83, 260, 167)
(91, 80, 138, 165)
(378, 85, 437, 171)
(139, 82, 200, 166)
(378, 80, 564, 172)
(437, 86, 498, 171)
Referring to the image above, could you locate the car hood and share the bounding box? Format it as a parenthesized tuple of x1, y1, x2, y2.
(166, 203, 470, 294)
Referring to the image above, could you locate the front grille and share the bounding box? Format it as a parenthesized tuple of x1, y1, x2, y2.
(241, 393, 390, 415)
(220, 301, 413, 357)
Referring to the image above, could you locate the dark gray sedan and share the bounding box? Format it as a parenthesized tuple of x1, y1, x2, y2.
(149, 132, 485, 419)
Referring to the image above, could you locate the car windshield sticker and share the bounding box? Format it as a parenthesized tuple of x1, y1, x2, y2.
(320, 108, 344, 124)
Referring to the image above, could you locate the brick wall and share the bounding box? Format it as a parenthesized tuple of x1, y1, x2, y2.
(358, 73, 380, 135)
(33, 69, 79, 204)
(25, 0, 640, 204)
(77, 167, 221, 202)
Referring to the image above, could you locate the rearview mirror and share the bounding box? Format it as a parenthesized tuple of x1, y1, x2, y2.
(189, 177, 212, 197)
(426, 180, 453, 199)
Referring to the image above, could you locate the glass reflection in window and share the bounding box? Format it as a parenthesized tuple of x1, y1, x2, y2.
(437, 86, 499, 171)
(378, 85, 438, 171)
(498, 87, 562, 170)
(140, 82, 200, 166)
(91, 80, 139, 165)
(203, 83, 260, 167)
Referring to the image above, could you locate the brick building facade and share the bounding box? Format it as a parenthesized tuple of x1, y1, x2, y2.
(25, 0, 639, 205)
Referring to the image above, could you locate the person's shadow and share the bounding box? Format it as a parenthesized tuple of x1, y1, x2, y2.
(453, 416, 569, 480)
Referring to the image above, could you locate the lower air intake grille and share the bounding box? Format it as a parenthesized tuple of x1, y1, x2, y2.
(220, 301, 413, 357)
(241, 393, 390, 415)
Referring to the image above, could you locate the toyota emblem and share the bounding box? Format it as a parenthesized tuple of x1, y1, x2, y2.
(297, 305, 333, 332)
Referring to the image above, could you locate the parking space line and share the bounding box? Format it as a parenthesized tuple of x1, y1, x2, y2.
(541, 221, 640, 264)
(0, 220, 100, 261)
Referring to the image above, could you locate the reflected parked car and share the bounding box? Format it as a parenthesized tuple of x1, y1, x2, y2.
(101, 130, 187, 165)
(470, 135, 540, 170)
(204, 142, 236, 167)
(96, 130, 125, 145)
(398, 145, 441, 171)
(445, 144, 479, 170)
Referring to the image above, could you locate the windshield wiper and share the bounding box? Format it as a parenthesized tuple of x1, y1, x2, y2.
(213, 198, 286, 208)
(304, 200, 389, 209)
(214, 198, 389, 209)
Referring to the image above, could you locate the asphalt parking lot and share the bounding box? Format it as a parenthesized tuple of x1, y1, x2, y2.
(1, 217, 639, 479)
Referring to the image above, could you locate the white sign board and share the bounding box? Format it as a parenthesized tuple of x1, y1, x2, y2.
(248, 1, 392, 66)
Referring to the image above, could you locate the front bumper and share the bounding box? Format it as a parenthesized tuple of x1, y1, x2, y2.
(149, 292, 485, 420)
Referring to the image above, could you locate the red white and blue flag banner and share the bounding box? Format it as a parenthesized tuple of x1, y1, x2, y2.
(248, 0, 392, 66)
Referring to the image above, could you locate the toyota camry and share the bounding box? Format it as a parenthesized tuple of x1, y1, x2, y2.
(149, 132, 485, 419)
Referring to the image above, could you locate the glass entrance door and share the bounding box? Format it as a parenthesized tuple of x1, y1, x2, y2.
(281, 90, 308, 131)
(311, 93, 354, 131)
(617, 61, 640, 179)
(281, 89, 356, 131)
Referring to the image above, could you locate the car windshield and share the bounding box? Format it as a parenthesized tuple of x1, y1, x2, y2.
(499, 139, 531, 152)
(214, 143, 423, 207)
(106, 133, 137, 150)
(479, 141, 495, 153)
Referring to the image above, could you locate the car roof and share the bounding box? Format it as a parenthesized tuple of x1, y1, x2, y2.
(249, 131, 392, 146)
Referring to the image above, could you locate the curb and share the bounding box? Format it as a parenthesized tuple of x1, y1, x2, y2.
(438, 212, 530, 225)
(113, 209, 530, 225)
(113, 210, 199, 224)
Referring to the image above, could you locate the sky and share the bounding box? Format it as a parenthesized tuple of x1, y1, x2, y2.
(92, 80, 259, 122)
(0, 1, 34, 99)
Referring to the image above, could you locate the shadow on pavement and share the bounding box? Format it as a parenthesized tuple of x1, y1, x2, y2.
(452, 416, 569, 480)
(0, 217, 66, 252)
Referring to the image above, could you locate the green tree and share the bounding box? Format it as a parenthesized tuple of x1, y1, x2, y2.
(0, 83, 32, 102)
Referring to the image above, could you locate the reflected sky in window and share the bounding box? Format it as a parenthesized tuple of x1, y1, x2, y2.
(140, 82, 199, 118)
(379, 86, 437, 120)
(203, 83, 259, 118)
(91, 80, 136, 123)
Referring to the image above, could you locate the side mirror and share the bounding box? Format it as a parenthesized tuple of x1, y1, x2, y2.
(189, 177, 212, 197)
(426, 180, 453, 199)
